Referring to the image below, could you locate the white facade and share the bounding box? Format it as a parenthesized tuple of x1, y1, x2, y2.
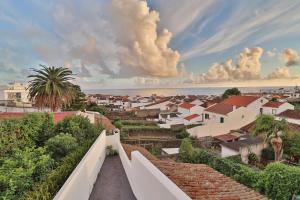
(220, 145, 239, 157)
(275, 116, 300, 125)
(4, 83, 29, 103)
(246, 97, 268, 115)
(178, 105, 205, 116)
(183, 115, 203, 125)
(144, 100, 171, 111)
(188, 107, 257, 137)
(190, 99, 203, 106)
(262, 102, 294, 115)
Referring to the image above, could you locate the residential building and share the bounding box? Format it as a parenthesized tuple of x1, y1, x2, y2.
(276, 109, 300, 125)
(262, 101, 294, 115)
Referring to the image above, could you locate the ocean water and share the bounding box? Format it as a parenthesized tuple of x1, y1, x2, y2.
(85, 86, 294, 97)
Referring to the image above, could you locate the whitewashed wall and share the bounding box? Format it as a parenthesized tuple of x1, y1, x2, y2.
(118, 143, 191, 200)
(53, 131, 119, 200)
(262, 103, 294, 116)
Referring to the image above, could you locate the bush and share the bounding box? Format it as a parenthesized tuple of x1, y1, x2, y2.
(23, 140, 95, 200)
(264, 163, 300, 200)
(46, 133, 78, 160)
(179, 138, 194, 162)
(175, 129, 189, 139)
(261, 147, 275, 160)
(291, 134, 300, 160)
(149, 146, 162, 156)
(106, 145, 118, 156)
(55, 115, 101, 142)
(248, 152, 258, 165)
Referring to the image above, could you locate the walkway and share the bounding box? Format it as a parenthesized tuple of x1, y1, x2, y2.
(89, 156, 136, 200)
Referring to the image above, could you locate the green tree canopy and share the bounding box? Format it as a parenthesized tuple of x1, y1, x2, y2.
(28, 65, 76, 111)
(222, 87, 241, 99)
(62, 85, 86, 111)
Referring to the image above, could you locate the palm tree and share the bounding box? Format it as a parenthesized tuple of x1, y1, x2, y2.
(253, 114, 290, 161)
(27, 65, 76, 112)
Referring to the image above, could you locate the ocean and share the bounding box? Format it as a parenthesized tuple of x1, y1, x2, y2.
(84, 86, 294, 97)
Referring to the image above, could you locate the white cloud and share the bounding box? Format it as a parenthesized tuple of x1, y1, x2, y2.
(281, 48, 299, 66)
(267, 66, 290, 79)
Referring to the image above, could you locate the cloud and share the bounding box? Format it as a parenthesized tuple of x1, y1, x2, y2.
(267, 48, 277, 57)
(267, 66, 290, 79)
(134, 76, 160, 85)
(281, 48, 299, 66)
(106, 0, 180, 77)
(198, 47, 263, 82)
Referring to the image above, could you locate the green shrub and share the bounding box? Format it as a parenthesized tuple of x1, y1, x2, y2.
(46, 133, 78, 160)
(175, 129, 189, 139)
(291, 134, 300, 160)
(264, 163, 300, 200)
(248, 152, 258, 165)
(179, 138, 194, 162)
(106, 145, 118, 156)
(23, 140, 94, 200)
(261, 147, 275, 160)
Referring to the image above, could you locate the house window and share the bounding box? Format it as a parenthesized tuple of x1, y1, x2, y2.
(220, 117, 224, 123)
(260, 99, 263, 103)
(205, 114, 209, 119)
(260, 108, 263, 114)
(272, 109, 276, 114)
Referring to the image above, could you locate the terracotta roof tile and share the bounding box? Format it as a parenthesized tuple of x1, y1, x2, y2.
(204, 103, 234, 115)
(184, 114, 200, 121)
(122, 144, 267, 200)
(179, 102, 196, 109)
(222, 96, 260, 107)
(262, 101, 284, 108)
(276, 109, 300, 120)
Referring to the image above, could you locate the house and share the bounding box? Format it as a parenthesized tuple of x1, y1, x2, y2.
(143, 98, 172, 111)
(3, 82, 31, 107)
(222, 95, 268, 115)
(178, 102, 204, 116)
(188, 102, 257, 138)
(183, 113, 202, 125)
(158, 111, 184, 128)
(262, 101, 294, 115)
(218, 134, 266, 164)
(276, 109, 300, 125)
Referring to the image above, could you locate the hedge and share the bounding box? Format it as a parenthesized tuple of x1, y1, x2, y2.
(22, 139, 94, 200)
(179, 138, 300, 199)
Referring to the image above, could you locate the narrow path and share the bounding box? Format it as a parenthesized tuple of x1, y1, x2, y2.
(89, 156, 136, 200)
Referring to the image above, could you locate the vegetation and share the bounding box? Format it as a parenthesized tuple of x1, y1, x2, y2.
(149, 146, 162, 156)
(179, 138, 300, 200)
(27, 65, 76, 111)
(291, 101, 300, 110)
(86, 102, 106, 115)
(253, 115, 291, 161)
(291, 134, 300, 162)
(106, 145, 118, 156)
(62, 85, 86, 111)
(222, 87, 241, 99)
(0, 113, 102, 200)
(175, 129, 189, 139)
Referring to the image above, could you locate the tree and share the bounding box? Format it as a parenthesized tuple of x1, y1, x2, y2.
(46, 133, 78, 160)
(253, 115, 290, 161)
(222, 88, 241, 99)
(86, 102, 106, 115)
(62, 85, 86, 111)
(27, 65, 76, 111)
(179, 138, 194, 162)
(290, 134, 300, 162)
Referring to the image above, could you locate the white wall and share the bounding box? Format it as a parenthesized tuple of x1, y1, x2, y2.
(188, 107, 256, 137)
(247, 97, 268, 115)
(53, 131, 119, 200)
(262, 103, 294, 116)
(275, 116, 300, 125)
(118, 143, 191, 200)
(220, 145, 239, 157)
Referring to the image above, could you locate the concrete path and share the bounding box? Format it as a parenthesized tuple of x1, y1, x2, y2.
(89, 156, 136, 200)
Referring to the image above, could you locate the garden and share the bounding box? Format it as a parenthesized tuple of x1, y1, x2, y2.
(179, 138, 300, 200)
(0, 113, 103, 200)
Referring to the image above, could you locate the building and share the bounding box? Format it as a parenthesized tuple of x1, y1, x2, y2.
(262, 101, 294, 115)
(276, 109, 300, 125)
(4, 82, 30, 104)
(178, 102, 205, 116)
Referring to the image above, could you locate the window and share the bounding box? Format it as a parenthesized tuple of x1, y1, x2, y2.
(260, 99, 264, 103)
(205, 114, 209, 119)
(260, 108, 263, 114)
(272, 109, 276, 114)
(220, 117, 224, 123)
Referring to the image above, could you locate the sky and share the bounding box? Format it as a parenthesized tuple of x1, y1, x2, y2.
(0, 0, 300, 89)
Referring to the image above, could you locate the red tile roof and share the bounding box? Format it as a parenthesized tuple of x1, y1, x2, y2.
(222, 96, 260, 107)
(179, 102, 195, 109)
(276, 109, 300, 120)
(184, 114, 200, 121)
(122, 144, 267, 200)
(53, 112, 76, 123)
(262, 101, 284, 108)
(204, 103, 234, 115)
(214, 133, 239, 142)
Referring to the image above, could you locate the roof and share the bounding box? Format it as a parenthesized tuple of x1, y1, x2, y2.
(204, 103, 234, 115)
(161, 148, 179, 155)
(222, 96, 260, 107)
(262, 101, 284, 108)
(220, 135, 264, 152)
(214, 133, 239, 142)
(184, 113, 200, 121)
(179, 102, 195, 109)
(276, 109, 300, 120)
(122, 144, 267, 200)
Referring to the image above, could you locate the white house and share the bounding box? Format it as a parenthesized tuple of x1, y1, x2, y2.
(183, 114, 202, 125)
(262, 101, 294, 115)
(4, 82, 29, 103)
(222, 95, 268, 115)
(188, 103, 257, 138)
(276, 109, 300, 125)
(178, 102, 205, 116)
(144, 99, 172, 111)
(190, 99, 203, 106)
